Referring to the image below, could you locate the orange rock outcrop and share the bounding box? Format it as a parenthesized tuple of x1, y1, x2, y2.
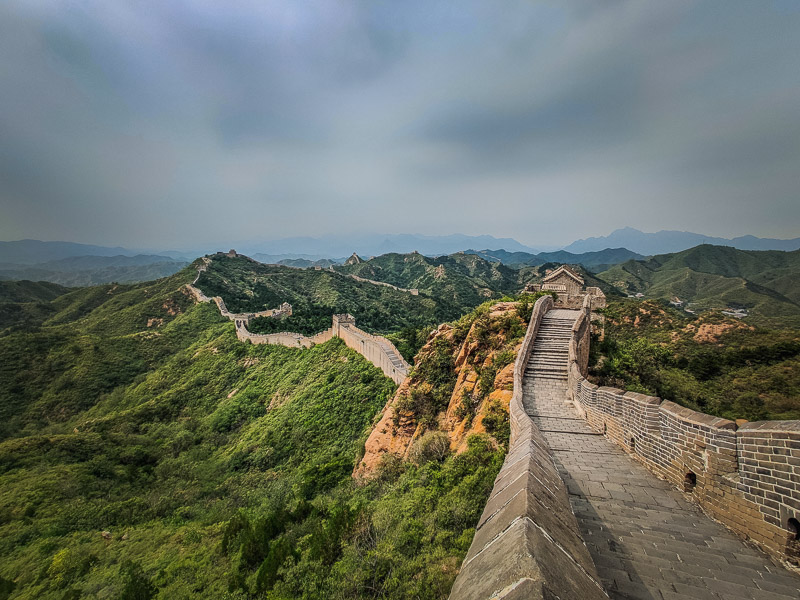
(354, 302, 523, 477)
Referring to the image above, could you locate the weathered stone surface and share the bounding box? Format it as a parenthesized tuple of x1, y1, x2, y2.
(450, 297, 608, 600)
(449, 517, 606, 600)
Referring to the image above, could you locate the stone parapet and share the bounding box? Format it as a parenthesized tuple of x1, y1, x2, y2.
(566, 312, 800, 566)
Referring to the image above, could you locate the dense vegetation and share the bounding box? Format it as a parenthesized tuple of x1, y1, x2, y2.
(0, 280, 70, 303)
(196, 254, 466, 336)
(597, 245, 800, 324)
(0, 263, 506, 599)
(0, 281, 74, 332)
(590, 300, 800, 421)
(334, 252, 523, 309)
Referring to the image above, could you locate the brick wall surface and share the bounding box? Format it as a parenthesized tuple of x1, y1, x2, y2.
(566, 303, 800, 565)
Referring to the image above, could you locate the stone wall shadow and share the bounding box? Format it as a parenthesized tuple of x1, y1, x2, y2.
(550, 453, 659, 600)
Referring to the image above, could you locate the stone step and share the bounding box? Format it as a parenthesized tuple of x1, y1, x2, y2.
(526, 369, 568, 377)
(525, 374, 568, 382)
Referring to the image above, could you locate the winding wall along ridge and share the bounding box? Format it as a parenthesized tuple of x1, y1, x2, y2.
(566, 295, 800, 565)
(186, 260, 410, 385)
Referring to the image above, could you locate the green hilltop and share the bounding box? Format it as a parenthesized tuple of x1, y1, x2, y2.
(195, 253, 467, 335)
(333, 251, 523, 307)
(597, 245, 800, 323)
(0, 280, 71, 303)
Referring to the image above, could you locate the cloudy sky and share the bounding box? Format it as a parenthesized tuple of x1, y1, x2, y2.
(1, 0, 798, 249)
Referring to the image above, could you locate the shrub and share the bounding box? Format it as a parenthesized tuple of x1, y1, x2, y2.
(482, 400, 510, 448)
(408, 431, 451, 465)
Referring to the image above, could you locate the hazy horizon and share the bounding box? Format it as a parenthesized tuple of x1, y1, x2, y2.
(2, 1, 799, 249)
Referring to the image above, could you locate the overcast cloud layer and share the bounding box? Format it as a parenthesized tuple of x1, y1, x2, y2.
(1, 0, 798, 249)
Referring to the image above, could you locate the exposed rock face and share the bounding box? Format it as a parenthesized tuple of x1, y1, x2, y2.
(355, 301, 524, 477)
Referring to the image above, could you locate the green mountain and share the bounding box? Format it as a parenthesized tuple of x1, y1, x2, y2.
(0, 264, 504, 599)
(465, 247, 644, 270)
(597, 245, 800, 320)
(0, 280, 70, 303)
(196, 253, 468, 335)
(0, 281, 74, 332)
(333, 251, 522, 308)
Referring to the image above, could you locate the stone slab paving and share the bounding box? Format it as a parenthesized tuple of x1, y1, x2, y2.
(522, 311, 800, 600)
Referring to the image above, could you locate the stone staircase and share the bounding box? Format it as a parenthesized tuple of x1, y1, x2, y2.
(524, 311, 575, 383)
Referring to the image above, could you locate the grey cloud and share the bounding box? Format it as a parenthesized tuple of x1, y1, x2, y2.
(0, 0, 799, 248)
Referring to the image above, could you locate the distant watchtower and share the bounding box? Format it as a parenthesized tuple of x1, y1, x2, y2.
(542, 265, 584, 296)
(525, 264, 606, 309)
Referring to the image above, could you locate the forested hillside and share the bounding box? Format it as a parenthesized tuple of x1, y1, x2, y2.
(334, 252, 521, 308)
(598, 245, 800, 323)
(196, 254, 466, 336)
(0, 262, 512, 599)
(0, 281, 70, 303)
(590, 300, 800, 421)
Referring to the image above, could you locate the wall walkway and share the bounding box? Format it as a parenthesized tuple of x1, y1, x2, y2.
(449, 296, 608, 600)
(535, 307, 800, 599)
(567, 298, 800, 568)
(450, 296, 800, 599)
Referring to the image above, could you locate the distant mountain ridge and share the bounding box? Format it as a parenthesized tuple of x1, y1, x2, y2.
(566, 227, 800, 255)
(237, 233, 540, 257)
(597, 245, 800, 321)
(464, 247, 643, 270)
(0, 239, 133, 264)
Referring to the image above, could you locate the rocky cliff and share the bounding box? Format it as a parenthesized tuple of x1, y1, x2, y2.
(355, 301, 527, 476)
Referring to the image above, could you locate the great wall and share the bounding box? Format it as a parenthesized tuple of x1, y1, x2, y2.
(191, 254, 800, 598)
(450, 293, 800, 599)
(186, 257, 410, 385)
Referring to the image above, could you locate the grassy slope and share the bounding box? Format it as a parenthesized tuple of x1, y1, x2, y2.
(590, 299, 800, 421)
(597, 245, 800, 320)
(0, 264, 505, 599)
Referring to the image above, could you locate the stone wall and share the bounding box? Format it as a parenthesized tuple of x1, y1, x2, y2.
(345, 273, 419, 295)
(189, 267, 408, 384)
(566, 300, 800, 566)
(335, 320, 409, 385)
(449, 295, 608, 600)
